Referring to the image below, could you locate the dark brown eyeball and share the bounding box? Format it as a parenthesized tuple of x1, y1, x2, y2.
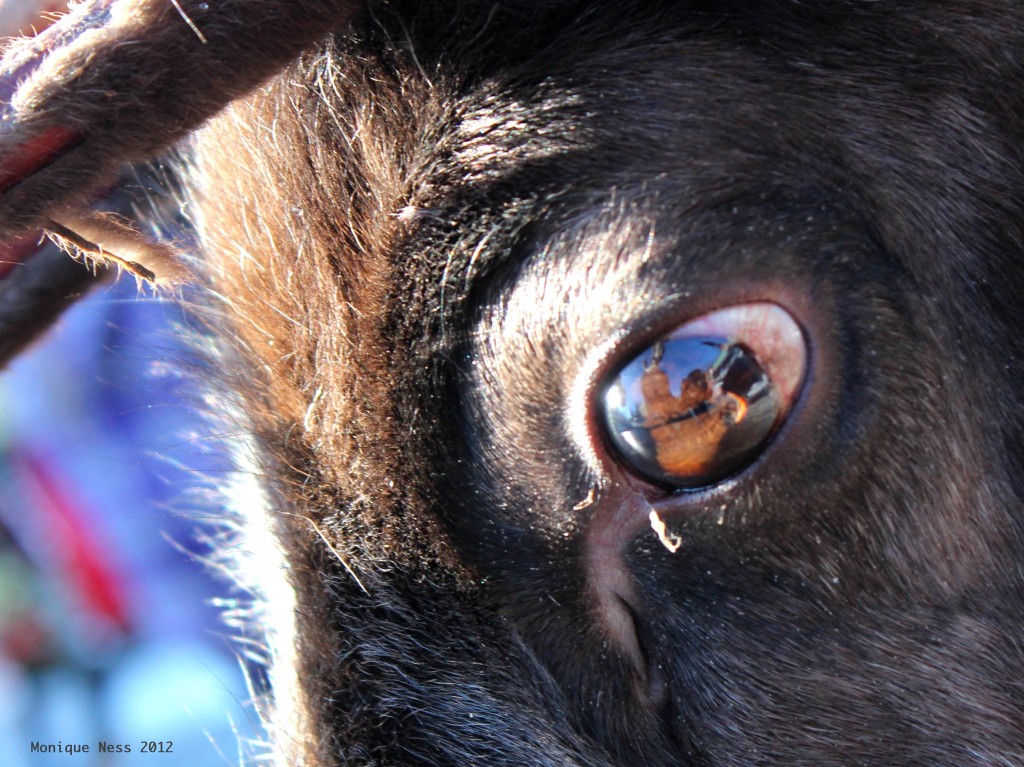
(600, 304, 806, 489)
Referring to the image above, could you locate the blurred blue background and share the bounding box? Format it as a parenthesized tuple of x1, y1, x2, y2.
(2, 4, 265, 763)
(0, 275, 261, 766)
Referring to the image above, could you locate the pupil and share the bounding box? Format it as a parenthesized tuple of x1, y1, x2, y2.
(601, 336, 781, 488)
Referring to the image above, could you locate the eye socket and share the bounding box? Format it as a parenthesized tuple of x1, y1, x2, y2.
(599, 303, 807, 490)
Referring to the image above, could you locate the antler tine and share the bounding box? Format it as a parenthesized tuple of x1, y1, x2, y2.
(0, 234, 109, 366)
(0, 0, 361, 243)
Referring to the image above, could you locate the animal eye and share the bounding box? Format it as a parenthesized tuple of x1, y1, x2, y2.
(599, 303, 806, 490)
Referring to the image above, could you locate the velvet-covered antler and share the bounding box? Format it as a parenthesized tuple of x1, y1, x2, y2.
(0, 0, 359, 363)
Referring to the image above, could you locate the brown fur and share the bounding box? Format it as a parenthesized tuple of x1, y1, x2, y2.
(181, 3, 1024, 765)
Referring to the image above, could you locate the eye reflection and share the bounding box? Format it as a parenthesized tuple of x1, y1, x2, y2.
(601, 326, 790, 489)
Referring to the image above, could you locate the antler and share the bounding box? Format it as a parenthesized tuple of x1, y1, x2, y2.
(0, 0, 360, 363)
(0, 0, 359, 240)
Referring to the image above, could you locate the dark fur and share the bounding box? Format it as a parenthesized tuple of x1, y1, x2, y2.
(23, 0, 1019, 764)
(182, 2, 1024, 764)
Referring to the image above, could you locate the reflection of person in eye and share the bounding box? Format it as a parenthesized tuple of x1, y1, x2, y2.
(682, 369, 711, 408)
(639, 359, 711, 429)
(637, 354, 731, 477)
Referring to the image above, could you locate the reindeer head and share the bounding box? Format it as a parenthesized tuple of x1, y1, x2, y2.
(3, 2, 1024, 765)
